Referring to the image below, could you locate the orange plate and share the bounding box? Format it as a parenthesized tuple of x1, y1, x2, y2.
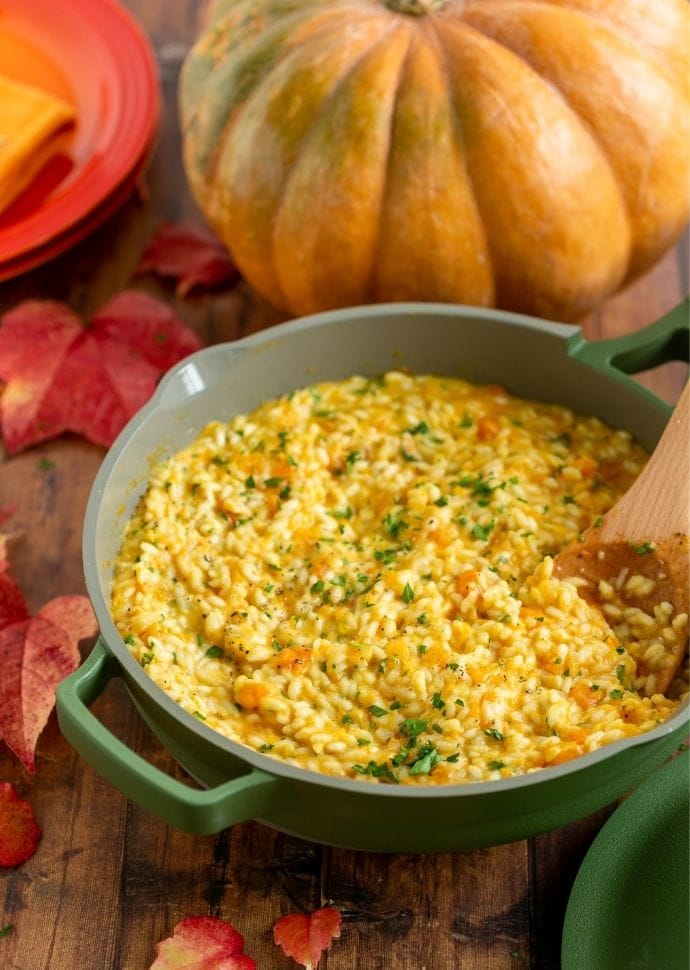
(0, 0, 160, 272)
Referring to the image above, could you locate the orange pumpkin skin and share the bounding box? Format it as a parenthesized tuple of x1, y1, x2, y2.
(180, 0, 690, 321)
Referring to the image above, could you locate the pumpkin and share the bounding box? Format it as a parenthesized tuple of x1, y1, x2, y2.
(180, 0, 690, 321)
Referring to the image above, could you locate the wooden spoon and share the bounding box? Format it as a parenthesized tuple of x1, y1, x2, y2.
(553, 381, 689, 694)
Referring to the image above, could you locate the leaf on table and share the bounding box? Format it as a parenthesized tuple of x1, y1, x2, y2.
(135, 221, 239, 296)
(150, 915, 256, 970)
(0, 291, 202, 455)
(0, 782, 41, 867)
(273, 908, 342, 969)
(0, 570, 29, 628)
(0, 573, 97, 772)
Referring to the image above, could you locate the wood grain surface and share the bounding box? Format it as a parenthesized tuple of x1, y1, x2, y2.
(0, 2, 688, 968)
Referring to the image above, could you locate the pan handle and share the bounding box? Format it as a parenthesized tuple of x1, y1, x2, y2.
(568, 299, 690, 376)
(56, 639, 279, 835)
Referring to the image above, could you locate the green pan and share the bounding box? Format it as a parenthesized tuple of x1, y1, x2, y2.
(56, 300, 690, 852)
(562, 750, 689, 970)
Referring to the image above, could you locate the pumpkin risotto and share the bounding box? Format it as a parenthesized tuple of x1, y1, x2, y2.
(110, 372, 688, 785)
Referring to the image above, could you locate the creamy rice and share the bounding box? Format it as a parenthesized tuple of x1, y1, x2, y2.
(110, 372, 688, 785)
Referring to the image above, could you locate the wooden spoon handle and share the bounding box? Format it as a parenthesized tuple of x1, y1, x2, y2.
(598, 381, 689, 544)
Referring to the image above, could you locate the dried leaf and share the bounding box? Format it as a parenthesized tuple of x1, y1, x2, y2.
(0, 782, 41, 867)
(0, 291, 202, 454)
(91, 291, 204, 371)
(136, 221, 239, 296)
(0, 589, 97, 773)
(273, 908, 342, 969)
(0, 571, 29, 627)
(150, 915, 256, 970)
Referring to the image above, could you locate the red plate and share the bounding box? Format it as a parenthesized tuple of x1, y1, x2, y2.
(0, 0, 160, 271)
(0, 147, 151, 282)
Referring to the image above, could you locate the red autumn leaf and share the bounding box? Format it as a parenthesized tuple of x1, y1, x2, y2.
(0, 291, 202, 455)
(150, 916, 256, 970)
(273, 908, 342, 969)
(0, 783, 41, 867)
(0, 570, 29, 627)
(92, 291, 204, 371)
(136, 221, 239, 296)
(0, 587, 97, 773)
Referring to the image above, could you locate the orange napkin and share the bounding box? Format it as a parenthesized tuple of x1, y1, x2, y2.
(0, 74, 76, 214)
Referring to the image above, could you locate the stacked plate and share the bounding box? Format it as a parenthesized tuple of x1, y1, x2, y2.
(0, 0, 160, 281)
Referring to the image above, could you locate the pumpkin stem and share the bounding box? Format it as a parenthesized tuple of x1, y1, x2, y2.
(384, 0, 450, 15)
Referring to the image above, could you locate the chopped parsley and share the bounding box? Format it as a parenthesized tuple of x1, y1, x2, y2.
(205, 645, 223, 659)
(471, 521, 495, 542)
(631, 540, 655, 554)
(401, 582, 415, 604)
(384, 512, 408, 538)
(399, 718, 428, 739)
(375, 548, 398, 564)
(368, 704, 388, 718)
(352, 760, 398, 782)
(332, 506, 353, 520)
(483, 728, 504, 741)
(407, 744, 440, 776)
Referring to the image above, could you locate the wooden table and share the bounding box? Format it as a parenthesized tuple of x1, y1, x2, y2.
(0, 3, 687, 968)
